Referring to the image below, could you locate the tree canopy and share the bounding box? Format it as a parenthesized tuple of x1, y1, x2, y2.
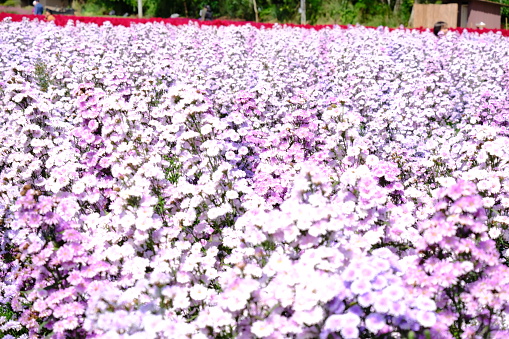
(76, 0, 508, 27)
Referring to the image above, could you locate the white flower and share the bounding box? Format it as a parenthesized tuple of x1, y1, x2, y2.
(238, 146, 249, 155)
(251, 320, 274, 337)
(72, 181, 86, 194)
(207, 146, 220, 157)
(416, 310, 436, 327)
(224, 151, 235, 160)
(201, 124, 213, 135)
(225, 190, 239, 200)
(190, 284, 209, 301)
(488, 227, 501, 239)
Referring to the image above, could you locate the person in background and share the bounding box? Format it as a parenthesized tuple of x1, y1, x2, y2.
(204, 5, 213, 21)
(199, 6, 207, 20)
(433, 21, 448, 37)
(33, 0, 44, 15)
(44, 9, 55, 21)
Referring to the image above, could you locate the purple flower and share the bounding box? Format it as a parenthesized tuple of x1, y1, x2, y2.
(371, 275, 387, 290)
(351, 279, 372, 295)
(388, 301, 407, 316)
(373, 294, 391, 313)
(365, 313, 386, 333)
(340, 325, 359, 339)
(324, 314, 344, 331)
(327, 297, 345, 314)
(358, 292, 374, 308)
(359, 266, 378, 281)
(414, 296, 436, 311)
(382, 285, 404, 301)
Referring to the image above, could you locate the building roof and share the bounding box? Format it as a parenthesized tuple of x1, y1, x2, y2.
(444, 0, 509, 7)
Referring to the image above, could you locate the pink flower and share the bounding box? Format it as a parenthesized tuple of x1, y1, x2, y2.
(37, 196, 54, 213)
(56, 244, 75, 263)
(423, 228, 443, 244)
(454, 195, 483, 213)
(53, 320, 67, 334)
(61, 316, 79, 330)
(53, 302, 85, 318)
(67, 270, 84, 285)
(88, 119, 99, 130)
(56, 198, 80, 221)
(32, 299, 47, 312)
(62, 229, 83, 242)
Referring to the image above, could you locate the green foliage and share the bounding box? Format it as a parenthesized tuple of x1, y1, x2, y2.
(120, 0, 160, 17)
(126, 195, 141, 208)
(500, 0, 509, 26)
(315, 0, 356, 24)
(0, 304, 28, 337)
(1, 0, 21, 7)
(34, 61, 51, 92)
(163, 155, 182, 185)
(78, 0, 414, 26)
(80, 1, 110, 16)
(76, 0, 133, 17)
(307, 0, 324, 23)
(271, 0, 299, 23)
(261, 239, 276, 251)
(219, 0, 256, 22)
(314, 0, 412, 26)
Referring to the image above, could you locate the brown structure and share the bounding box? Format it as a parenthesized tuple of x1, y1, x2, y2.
(411, 4, 459, 28)
(411, 0, 509, 29)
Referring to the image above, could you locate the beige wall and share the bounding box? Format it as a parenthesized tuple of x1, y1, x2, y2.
(411, 4, 458, 28)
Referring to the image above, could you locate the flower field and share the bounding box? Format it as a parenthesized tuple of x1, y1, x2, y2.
(1, 17, 509, 339)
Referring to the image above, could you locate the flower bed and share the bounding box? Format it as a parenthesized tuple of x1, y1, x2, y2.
(1, 18, 509, 339)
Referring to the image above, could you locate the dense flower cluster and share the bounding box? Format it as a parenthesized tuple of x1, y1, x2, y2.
(1, 18, 509, 339)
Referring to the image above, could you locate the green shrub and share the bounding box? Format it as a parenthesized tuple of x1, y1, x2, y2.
(1, 0, 21, 7)
(34, 61, 51, 92)
(219, 0, 255, 21)
(80, 2, 109, 16)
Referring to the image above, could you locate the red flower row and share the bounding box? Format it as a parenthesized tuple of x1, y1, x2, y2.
(1, 12, 508, 36)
